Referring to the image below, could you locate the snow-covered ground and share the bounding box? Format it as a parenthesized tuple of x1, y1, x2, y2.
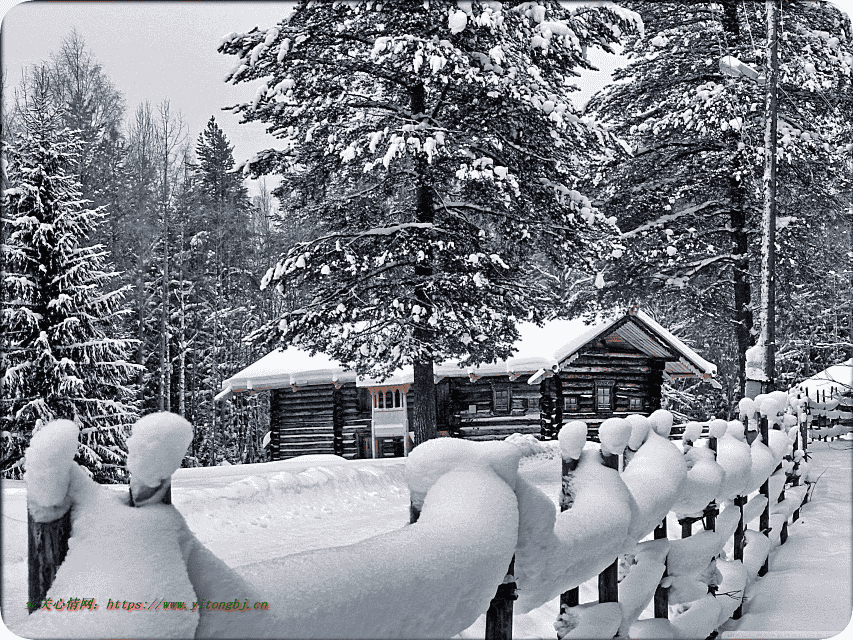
(2, 440, 851, 639)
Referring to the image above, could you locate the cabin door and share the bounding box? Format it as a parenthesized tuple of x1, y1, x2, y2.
(369, 385, 410, 458)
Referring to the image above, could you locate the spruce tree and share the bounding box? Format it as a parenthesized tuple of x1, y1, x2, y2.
(219, 0, 639, 444)
(585, 1, 853, 394)
(1, 87, 140, 481)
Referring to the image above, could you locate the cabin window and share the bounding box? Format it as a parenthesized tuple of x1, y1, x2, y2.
(595, 381, 614, 412)
(394, 389, 402, 408)
(385, 390, 393, 408)
(564, 396, 579, 412)
(492, 385, 511, 414)
(629, 397, 643, 412)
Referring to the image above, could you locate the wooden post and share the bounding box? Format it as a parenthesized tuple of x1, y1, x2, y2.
(733, 494, 747, 619)
(598, 452, 619, 604)
(485, 557, 517, 640)
(559, 457, 580, 609)
(706, 436, 719, 532)
(653, 519, 668, 618)
(759, 417, 770, 577)
(27, 510, 72, 613)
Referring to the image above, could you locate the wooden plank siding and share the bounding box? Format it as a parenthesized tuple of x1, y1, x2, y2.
(448, 376, 542, 442)
(556, 341, 665, 440)
(268, 333, 689, 457)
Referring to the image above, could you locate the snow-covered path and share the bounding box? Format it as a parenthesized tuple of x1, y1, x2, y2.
(721, 439, 853, 639)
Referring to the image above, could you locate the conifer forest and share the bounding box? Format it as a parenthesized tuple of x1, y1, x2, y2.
(2, 1, 851, 482)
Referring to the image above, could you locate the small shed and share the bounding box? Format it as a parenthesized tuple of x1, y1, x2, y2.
(218, 308, 719, 460)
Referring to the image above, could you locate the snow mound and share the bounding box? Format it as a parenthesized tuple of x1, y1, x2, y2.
(622, 431, 686, 541)
(24, 419, 79, 522)
(558, 421, 587, 460)
(505, 432, 548, 457)
(127, 412, 193, 488)
(714, 435, 752, 501)
(405, 438, 520, 510)
(237, 466, 519, 638)
(555, 602, 622, 640)
(514, 446, 637, 613)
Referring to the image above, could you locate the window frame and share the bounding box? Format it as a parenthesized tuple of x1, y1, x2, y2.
(492, 384, 512, 415)
(628, 397, 643, 412)
(564, 395, 579, 412)
(595, 380, 615, 412)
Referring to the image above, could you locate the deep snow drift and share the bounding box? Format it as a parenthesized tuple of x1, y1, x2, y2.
(2, 434, 851, 639)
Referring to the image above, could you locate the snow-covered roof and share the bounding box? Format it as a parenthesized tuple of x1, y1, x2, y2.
(221, 347, 357, 396)
(219, 309, 719, 397)
(792, 358, 852, 398)
(552, 309, 719, 387)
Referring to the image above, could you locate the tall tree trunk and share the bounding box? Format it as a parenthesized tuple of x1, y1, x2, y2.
(722, 0, 754, 397)
(410, 81, 437, 447)
(759, 0, 779, 392)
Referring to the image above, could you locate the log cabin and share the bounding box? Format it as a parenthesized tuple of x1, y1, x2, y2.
(216, 308, 719, 460)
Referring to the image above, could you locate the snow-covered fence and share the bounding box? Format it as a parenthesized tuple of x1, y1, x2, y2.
(541, 393, 817, 639)
(19, 398, 820, 640)
(25, 413, 193, 614)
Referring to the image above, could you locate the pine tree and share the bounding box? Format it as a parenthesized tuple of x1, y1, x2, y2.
(219, 0, 639, 444)
(585, 0, 853, 395)
(1, 85, 140, 481)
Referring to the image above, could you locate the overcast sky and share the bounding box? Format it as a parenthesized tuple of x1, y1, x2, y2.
(2, 0, 852, 197)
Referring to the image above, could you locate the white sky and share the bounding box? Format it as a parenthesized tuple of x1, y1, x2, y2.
(1, 0, 852, 198)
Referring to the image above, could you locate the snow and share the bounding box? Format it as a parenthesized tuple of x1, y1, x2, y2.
(744, 438, 777, 495)
(405, 438, 520, 511)
(714, 435, 752, 501)
(127, 412, 193, 490)
(555, 601, 622, 639)
(598, 417, 632, 456)
(558, 420, 587, 460)
(238, 466, 519, 638)
(617, 540, 668, 635)
(681, 421, 703, 444)
(671, 593, 723, 639)
(626, 414, 651, 451)
(15, 469, 199, 639)
(23, 419, 79, 522)
(513, 445, 637, 613)
(671, 455, 724, 517)
(648, 409, 674, 438)
(4, 435, 850, 640)
(621, 431, 686, 541)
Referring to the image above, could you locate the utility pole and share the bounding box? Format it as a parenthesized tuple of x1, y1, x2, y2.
(759, 0, 780, 394)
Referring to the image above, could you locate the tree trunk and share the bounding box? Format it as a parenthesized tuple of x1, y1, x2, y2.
(759, 0, 779, 392)
(412, 358, 437, 446)
(409, 80, 438, 447)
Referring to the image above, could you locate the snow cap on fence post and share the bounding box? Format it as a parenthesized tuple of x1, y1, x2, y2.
(558, 421, 588, 461)
(127, 412, 193, 506)
(24, 419, 79, 522)
(738, 397, 755, 421)
(649, 409, 673, 438)
(599, 418, 631, 457)
(682, 421, 703, 445)
(625, 414, 651, 451)
(708, 420, 728, 440)
(726, 419, 748, 439)
(759, 397, 783, 427)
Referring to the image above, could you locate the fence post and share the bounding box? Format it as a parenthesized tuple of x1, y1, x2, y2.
(557, 421, 586, 620)
(732, 494, 747, 619)
(25, 420, 79, 614)
(485, 557, 517, 640)
(28, 510, 72, 613)
(596, 420, 627, 606)
(559, 456, 581, 610)
(653, 519, 668, 618)
(759, 416, 770, 577)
